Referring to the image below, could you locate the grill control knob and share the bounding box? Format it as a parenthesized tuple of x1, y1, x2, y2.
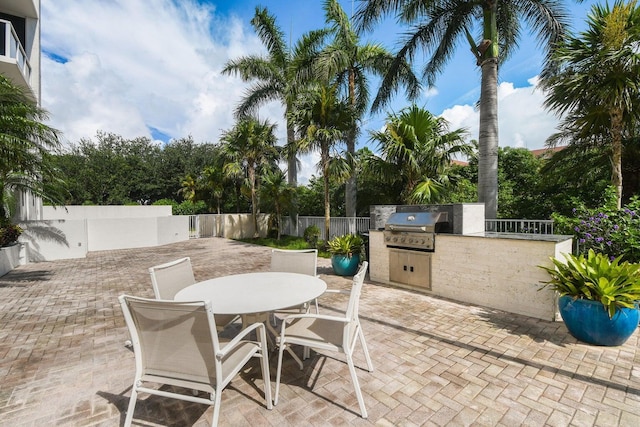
(392, 237, 398, 242)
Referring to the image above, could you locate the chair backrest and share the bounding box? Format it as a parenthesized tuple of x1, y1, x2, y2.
(119, 295, 220, 387)
(270, 249, 318, 276)
(149, 257, 195, 300)
(339, 261, 368, 350)
(346, 261, 368, 323)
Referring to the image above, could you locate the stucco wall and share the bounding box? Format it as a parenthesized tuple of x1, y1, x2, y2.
(0, 244, 22, 277)
(369, 230, 573, 321)
(42, 205, 172, 220)
(87, 216, 188, 251)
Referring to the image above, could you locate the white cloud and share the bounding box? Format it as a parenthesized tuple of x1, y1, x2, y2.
(439, 76, 559, 150)
(40, 0, 279, 146)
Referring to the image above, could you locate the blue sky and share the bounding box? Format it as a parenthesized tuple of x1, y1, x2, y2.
(40, 0, 599, 184)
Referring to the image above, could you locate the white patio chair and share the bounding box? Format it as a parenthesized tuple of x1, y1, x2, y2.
(270, 248, 319, 316)
(149, 257, 238, 331)
(118, 295, 272, 427)
(274, 261, 373, 418)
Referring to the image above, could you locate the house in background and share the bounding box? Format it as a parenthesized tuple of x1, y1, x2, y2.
(1, 0, 42, 221)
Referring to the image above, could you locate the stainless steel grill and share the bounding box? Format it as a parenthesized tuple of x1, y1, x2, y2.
(383, 211, 448, 251)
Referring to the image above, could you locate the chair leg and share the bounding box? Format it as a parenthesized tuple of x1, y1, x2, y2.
(274, 341, 286, 405)
(346, 353, 368, 419)
(358, 328, 374, 372)
(124, 384, 138, 427)
(211, 390, 222, 427)
(257, 330, 273, 410)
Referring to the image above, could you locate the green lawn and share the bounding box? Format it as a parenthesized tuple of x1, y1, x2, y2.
(237, 235, 330, 258)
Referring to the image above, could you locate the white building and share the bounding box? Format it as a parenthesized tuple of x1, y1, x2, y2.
(1, 0, 42, 221)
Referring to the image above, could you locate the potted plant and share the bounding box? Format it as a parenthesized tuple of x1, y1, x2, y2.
(540, 249, 640, 346)
(327, 234, 364, 276)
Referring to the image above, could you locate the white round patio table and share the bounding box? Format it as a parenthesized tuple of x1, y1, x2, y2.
(174, 272, 327, 315)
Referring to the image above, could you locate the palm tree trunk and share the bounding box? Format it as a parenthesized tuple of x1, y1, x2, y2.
(286, 117, 299, 236)
(478, 4, 499, 220)
(345, 68, 357, 218)
(322, 142, 331, 244)
(478, 59, 499, 220)
(611, 108, 624, 209)
(249, 166, 259, 238)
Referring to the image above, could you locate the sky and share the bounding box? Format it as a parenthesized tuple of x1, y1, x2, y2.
(40, 0, 599, 185)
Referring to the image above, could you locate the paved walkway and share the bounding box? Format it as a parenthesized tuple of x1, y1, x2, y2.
(1, 238, 639, 426)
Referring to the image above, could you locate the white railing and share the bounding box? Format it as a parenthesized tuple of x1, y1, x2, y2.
(485, 219, 554, 235)
(0, 20, 31, 83)
(188, 214, 553, 239)
(282, 216, 370, 240)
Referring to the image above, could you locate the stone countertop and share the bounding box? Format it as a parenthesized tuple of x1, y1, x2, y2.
(368, 229, 573, 243)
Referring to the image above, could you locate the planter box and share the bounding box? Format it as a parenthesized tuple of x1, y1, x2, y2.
(0, 243, 21, 277)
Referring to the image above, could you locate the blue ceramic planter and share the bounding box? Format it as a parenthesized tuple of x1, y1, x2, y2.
(558, 295, 639, 346)
(331, 254, 360, 276)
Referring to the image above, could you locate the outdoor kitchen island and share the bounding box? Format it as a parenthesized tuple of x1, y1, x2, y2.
(368, 204, 573, 321)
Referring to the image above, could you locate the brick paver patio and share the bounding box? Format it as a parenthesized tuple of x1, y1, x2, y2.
(1, 237, 639, 426)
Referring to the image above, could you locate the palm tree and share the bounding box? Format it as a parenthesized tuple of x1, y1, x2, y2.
(367, 104, 472, 204)
(317, 0, 420, 217)
(0, 75, 66, 224)
(222, 7, 327, 232)
(540, 0, 640, 209)
(220, 117, 279, 237)
(201, 164, 226, 214)
(260, 169, 295, 240)
(177, 174, 197, 202)
(290, 83, 354, 241)
(355, 0, 569, 219)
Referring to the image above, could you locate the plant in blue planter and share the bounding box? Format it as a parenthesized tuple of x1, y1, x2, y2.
(328, 234, 365, 276)
(540, 249, 640, 346)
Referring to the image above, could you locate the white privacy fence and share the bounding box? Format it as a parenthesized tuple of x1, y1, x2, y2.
(189, 214, 220, 238)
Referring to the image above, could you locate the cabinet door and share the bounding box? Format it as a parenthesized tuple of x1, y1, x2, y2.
(389, 249, 431, 289)
(407, 252, 431, 289)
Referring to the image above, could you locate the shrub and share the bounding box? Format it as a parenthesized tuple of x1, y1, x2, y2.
(554, 196, 640, 262)
(539, 249, 640, 318)
(303, 225, 320, 248)
(0, 224, 23, 247)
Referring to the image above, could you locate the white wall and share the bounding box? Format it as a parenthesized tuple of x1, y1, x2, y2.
(87, 216, 188, 251)
(19, 219, 88, 261)
(17, 215, 188, 261)
(42, 205, 172, 220)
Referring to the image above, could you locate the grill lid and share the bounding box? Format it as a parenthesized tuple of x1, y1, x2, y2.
(385, 211, 448, 232)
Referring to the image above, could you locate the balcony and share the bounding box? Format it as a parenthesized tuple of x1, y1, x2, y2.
(0, 19, 32, 94)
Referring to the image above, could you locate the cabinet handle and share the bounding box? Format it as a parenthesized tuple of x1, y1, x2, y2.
(403, 265, 407, 271)
(410, 266, 414, 272)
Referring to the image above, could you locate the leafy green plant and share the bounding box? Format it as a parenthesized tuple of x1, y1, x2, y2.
(303, 225, 320, 248)
(327, 234, 364, 258)
(553, 194, 640, 263)
(0, 224, 23, 247)
(539, 249, 640, 318)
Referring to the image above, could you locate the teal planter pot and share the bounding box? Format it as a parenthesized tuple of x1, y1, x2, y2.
(331, 254, 360, 276)
(558, 295, 639, 346)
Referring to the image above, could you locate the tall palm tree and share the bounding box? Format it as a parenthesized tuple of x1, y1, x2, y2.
(0, 75, 66, 224)
(317, 0, 420, 217)
(290, 83, 354, 241)
(367, 104, 472, 204)
(355, 0, 569, 219)
(222, 7, 327, 232)
(260, 168, 295, 240)
(220, 117, 279, 237)
(201, 164, 226, 214)
(540, 0, 640, 209)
